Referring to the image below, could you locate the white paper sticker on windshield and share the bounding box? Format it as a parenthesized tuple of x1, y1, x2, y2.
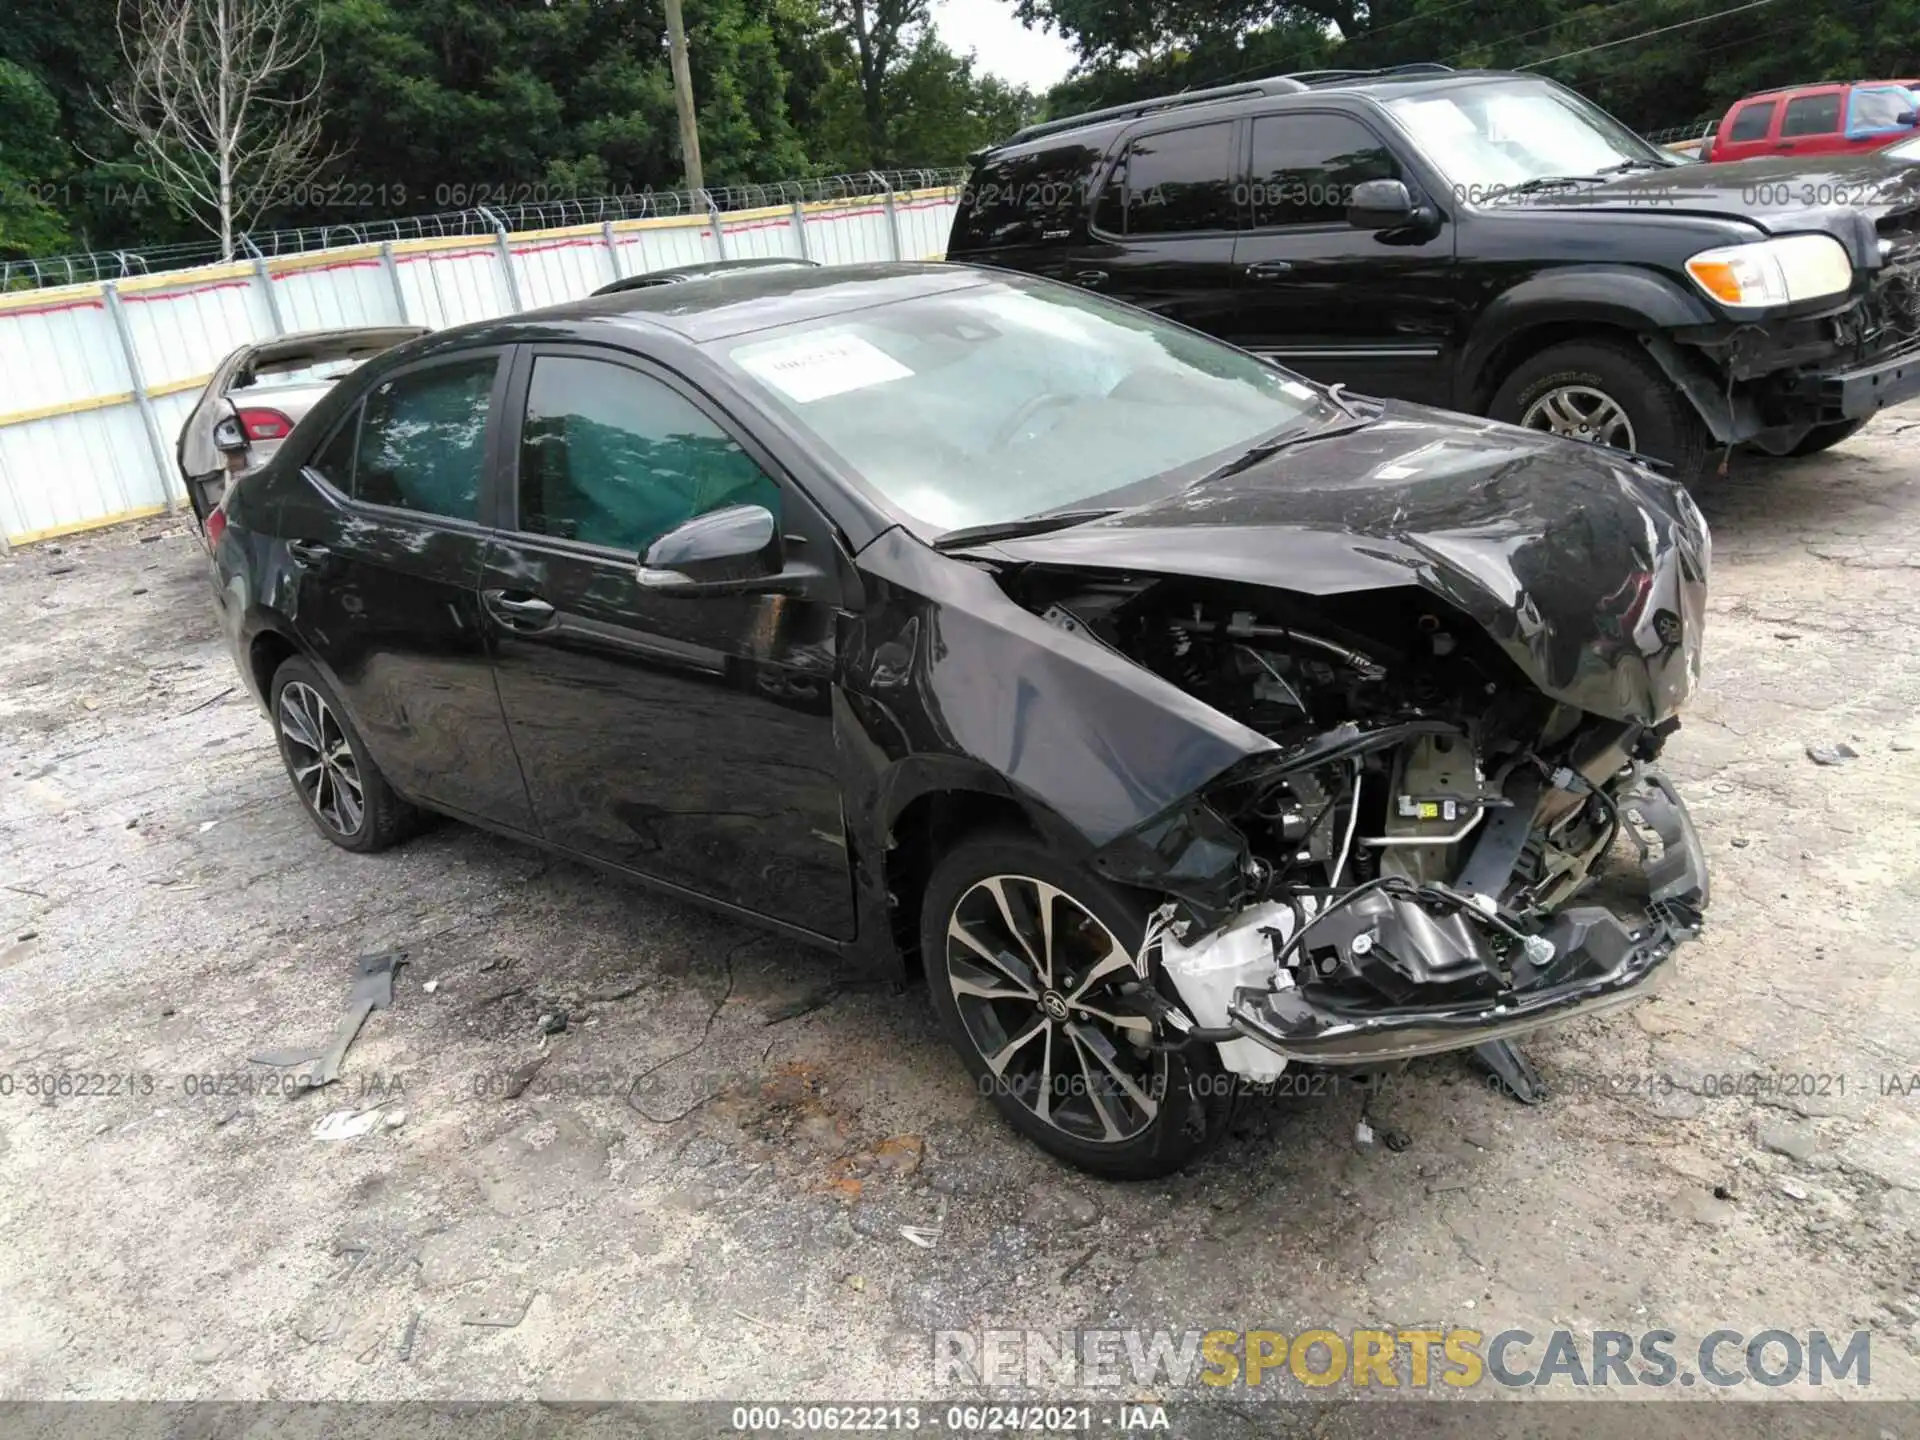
(735, 331, 913, 404)
(1279, 380, 1317, 401)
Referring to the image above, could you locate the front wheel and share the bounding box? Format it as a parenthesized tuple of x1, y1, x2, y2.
(1491, 338, 1713, 486)
(920, 831, 1235, 1179)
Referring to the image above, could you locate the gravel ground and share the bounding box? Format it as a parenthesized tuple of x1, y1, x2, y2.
(3, 415, 1919, 1413)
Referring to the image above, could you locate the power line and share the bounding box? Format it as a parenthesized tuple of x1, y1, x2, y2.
(1519, 0, 1788, 68)
(1440, 0, 1657, 66)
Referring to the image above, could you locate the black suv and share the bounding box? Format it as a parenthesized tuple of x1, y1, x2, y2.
(949, 64, 1920, 483)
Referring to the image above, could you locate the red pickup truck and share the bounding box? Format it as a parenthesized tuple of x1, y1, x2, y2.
(1704, 80, 1920, 163)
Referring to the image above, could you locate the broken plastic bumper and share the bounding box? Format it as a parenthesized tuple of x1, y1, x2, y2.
(1224, 769, 1708, 1067)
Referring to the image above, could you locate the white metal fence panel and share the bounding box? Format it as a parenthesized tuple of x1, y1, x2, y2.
(0, 183, 962, 546)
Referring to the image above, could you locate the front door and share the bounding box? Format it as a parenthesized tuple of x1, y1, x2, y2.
(278, 351, 534, 829)
(480, 347, 854, 939)
(1224, 111, 1458, 405)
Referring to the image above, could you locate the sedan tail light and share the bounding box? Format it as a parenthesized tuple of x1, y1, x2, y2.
(236, 407, 295, 442)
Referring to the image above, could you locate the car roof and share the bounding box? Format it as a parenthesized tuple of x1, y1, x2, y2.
(514, 262, 997, 345)
(591, 256, 817, 296)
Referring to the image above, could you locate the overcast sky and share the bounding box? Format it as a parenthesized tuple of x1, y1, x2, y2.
(929, 0, 1080, 92)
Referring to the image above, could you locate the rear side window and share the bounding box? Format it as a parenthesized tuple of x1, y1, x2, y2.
(1782, 93, 1842, 136)
(1727, 100, 1776, 142)
(309, 408, 360, 492)
(1106, 122, 1238, 235)
(517, 356, 780, 555)
(1248, 113, 1401, 228)
(953, 143, 1106, 249)
(354, 357, 497, 521)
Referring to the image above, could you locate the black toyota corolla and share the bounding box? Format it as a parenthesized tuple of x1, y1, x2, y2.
(208, 262, 1710, 1177)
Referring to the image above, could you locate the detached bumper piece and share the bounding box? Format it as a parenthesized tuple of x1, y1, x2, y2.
(1786, 343, 1920, 423)
(1224, 768, 1707, 1067)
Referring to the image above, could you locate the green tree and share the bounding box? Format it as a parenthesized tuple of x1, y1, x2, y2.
(0, 59, 72, 258)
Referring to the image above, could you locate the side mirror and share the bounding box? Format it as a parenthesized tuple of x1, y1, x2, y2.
(1347, 178, 1418, 232)
(1899, 109, 1920, 127)
(638, 504, 783, 594)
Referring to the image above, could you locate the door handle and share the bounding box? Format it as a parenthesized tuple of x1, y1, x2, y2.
(483, 589, 556, 629)
(1072, 269, 1109, 288)
(1244, 259, 1294, 279)
(286, 540, 332, 566)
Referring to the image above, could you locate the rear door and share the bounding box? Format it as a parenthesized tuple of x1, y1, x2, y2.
(479, 345, 855, 939)
(1223, 109, 1458, 404)
(1775, 87, 1848, 158)
(1073, 118, 1245, 336)
(1714, 97, 1780, 163)
(276, 349, 535, 830)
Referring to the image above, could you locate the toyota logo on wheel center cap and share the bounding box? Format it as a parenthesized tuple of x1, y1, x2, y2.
(1041, 991, 1070, 1021)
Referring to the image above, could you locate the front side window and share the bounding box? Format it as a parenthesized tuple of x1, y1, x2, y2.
(1728, 100, 1777, 142)
(353, 358, 496, 520)
(1849, 86, 1917, 135)
(1113, 122, 1238, 235)
(718, 277, 1332, 534)
(1782, 92, 1843, 137)
(1248, 113, 1401, 227)
(1385, 78, 1671, 193)
(517, 356, 780, 554)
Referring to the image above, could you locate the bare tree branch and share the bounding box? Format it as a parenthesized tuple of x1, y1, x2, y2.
(98, 0, 335, 259)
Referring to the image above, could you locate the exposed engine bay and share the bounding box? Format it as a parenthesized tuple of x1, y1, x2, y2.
(1014, 575, 1711, 1078)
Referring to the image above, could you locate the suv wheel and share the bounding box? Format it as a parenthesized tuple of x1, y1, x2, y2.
(1492, 338, 1711, 485)
(920, 830, 1236, 1179)
(270, 656, 417, 853)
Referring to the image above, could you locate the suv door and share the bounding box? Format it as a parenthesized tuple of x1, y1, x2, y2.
(1715, 97, 1780, 163)
(1224, 109, 1457, 404)
(1074, 118, 1244, 335)
(480, 346, 855, 939)
(1775, 87, 1848, 157)
(276, 350, 535, 830)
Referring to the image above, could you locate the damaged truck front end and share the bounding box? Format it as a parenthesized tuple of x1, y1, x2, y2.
(972, 430, 1712, 1086)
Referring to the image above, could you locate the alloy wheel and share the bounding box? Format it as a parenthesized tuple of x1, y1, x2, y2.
(944, 874, 1165, 1145)
(278, 681, 365, 837)
(1520, 384, 1638, 450)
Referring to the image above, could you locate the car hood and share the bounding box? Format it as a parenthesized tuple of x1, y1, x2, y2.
(972, 403, 1711, 726)
(1492, 153, 1920, 250)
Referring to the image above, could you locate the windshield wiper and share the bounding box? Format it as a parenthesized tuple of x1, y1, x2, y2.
(931, 508, 1121, 551)
(1195, 415, 1377, 485)
(1497, 173, 1611, 197)
(1592, 158, 1672, 175)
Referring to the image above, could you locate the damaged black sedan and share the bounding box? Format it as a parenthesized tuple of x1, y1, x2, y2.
(207, 263, 1710, 1177)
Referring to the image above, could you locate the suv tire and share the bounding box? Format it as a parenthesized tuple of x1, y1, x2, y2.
(921, 830, 1236, 1179)
(1492, 338, 1712, 486)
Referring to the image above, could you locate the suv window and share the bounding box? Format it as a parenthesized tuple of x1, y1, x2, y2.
(1850, 86, 1916, 132)
(1782, 92, 1842, 136)
(1106, 122, 1238, 235)
(1727, 100, 1776, 142)
(954, 143, 1106, 248)
(353, 358, 496, 520)
(1248, 113, 1400, 228)
(517, 356, 781, 554)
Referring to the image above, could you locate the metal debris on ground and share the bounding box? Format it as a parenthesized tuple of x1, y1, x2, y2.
(252, 949, 407, 1088)
(1806, 743, 1859, 766)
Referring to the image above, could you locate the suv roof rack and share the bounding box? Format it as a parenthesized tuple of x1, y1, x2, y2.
(1002, 75, 1310, 148)
(1283, 63, 1457, 87)
(997, 64, 1458, 149)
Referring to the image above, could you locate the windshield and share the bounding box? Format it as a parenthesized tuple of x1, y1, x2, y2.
(715, 280, 1331, 533)
(1386, 79, 1671, 197)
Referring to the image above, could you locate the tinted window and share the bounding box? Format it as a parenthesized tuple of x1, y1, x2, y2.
(1728, 100, 1777, 142)
(353, 359, 496, 520)
(1117, 122, 1237, 235)
(1851, 86, 1916, 132)
(1248, 113, 1400, 227)
(517, 356, 780, 554)
(1782, 93, 1842, 136)
(309, 407, 360, 492)
(954, 143, 1105, 249)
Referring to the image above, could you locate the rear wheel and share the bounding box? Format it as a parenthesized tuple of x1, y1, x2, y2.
(1784, 418, 1867, 457)
(269, 656, 417, 853)
(920, 831, 1235, 1179)
(1491, 337, 1713, 486)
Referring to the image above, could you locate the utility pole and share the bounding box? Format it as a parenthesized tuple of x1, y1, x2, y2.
(663, 0, 705, 197)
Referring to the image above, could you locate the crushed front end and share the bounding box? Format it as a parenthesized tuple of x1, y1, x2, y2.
(1011, 524, 1710, 1080)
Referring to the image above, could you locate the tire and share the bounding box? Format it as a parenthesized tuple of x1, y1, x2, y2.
(1491, 337, 1713, 486)
(268, 655, 417, 853)
(920, 830, 1236, 1179)
(1784, 418, 1867, 457)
